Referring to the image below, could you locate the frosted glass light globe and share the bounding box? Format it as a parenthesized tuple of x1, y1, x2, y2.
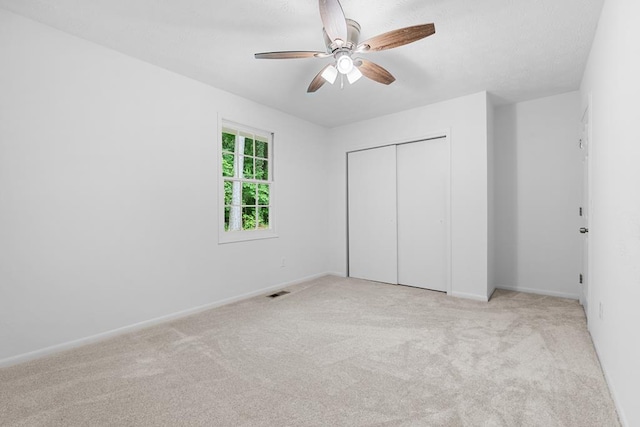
(336, 55, 354, 74)
(321, 65, 338, 84)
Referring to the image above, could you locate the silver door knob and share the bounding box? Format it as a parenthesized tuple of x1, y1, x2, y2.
(580, 227, 589, 234)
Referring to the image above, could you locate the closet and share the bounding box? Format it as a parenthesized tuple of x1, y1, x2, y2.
(347, 137, 450, 292)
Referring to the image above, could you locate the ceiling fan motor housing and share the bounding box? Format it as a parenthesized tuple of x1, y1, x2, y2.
(323, 19, 361, 52)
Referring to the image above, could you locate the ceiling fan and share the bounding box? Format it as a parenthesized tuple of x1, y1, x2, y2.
(254, 0, 436, 93)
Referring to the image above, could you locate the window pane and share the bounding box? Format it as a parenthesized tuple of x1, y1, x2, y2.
(222, 133, 235, 153)
(258, 184, 270, 206)
(255, 140, 268, 159)
(242, 206, 256, 230)
(244, 138, 254, 156)
(258, 207, 269, 229)
(227, 205, 242, 231)
(222, 154, 234, 177)
(224, 180, 235, 206)
(243, 156, 255, 179)
(224, 207, 230, 231)
(227, 180, 243, 206)
(255, 159, 268, 181)
(242, 183, 257, 206)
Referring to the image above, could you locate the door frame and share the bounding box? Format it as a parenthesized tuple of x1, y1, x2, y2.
(581, 98, 593, 323)
(345, 130, 452, 295)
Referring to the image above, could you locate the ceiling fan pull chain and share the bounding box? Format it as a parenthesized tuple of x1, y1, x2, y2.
(341, 73, 345, 90)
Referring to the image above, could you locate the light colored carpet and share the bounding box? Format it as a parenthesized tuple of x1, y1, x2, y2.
(0, 276, 620, 426)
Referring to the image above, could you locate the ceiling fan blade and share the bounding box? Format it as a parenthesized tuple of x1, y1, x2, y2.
(308, 65, 332, 93)
(357, 23, 435, 52)
(319, 0, 348, 44)
(356, 59, 396, 85)
(255, 51, 330, 59)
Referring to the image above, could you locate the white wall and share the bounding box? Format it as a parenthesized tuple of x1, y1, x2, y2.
(0, 9, 330, 364)
(494, 92, 582, 299)
(580, 0, 640, 424)
(326, 92, 490, 301)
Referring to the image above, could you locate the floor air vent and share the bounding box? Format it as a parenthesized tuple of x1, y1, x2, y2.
(267, 291, 290, 298)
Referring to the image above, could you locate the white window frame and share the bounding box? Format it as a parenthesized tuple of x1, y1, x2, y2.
(218, 119, 277, 244)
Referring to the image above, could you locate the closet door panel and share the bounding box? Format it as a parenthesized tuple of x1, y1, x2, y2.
(397, 140, 448, 291)
(347, 146, 398, 284)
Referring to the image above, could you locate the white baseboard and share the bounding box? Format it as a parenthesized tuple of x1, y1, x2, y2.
(449, 291, 489, 302)
(496, 285, 579, 300)
(0, 272, 330, 368)
(591, 335, 628, 426)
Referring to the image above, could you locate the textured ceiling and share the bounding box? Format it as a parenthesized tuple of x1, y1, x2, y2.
(0, 0, 604, 127)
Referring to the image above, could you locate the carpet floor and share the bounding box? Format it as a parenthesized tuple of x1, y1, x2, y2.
(0, 276, 620, 426)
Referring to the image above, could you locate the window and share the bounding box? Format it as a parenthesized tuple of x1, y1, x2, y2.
(219, 121, 275, 243)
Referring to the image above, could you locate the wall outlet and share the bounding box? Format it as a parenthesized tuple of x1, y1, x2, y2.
(599, 302, 604, 320)
(280, 258, 286, 268)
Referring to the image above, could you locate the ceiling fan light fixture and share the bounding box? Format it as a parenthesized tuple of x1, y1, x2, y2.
(336, 53, 354, 74)
(346, 66, 363, 84)
(255, 0, 436, 92)
(321, 65, 338, 84)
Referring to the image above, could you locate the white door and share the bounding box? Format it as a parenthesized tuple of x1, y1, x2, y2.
(580, 111, 590, 316)
(348, 146, 398, 284)
(397, 139, 449, 292)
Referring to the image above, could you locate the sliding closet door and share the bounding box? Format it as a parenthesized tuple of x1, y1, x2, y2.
(397, 139, 449, 292)
(348, 146, 398, 284)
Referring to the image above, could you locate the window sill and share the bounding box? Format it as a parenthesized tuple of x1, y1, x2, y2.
(218, 229, 278, 244)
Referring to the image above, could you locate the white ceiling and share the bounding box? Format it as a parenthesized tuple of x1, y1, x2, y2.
(0, 0, 604, 128)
